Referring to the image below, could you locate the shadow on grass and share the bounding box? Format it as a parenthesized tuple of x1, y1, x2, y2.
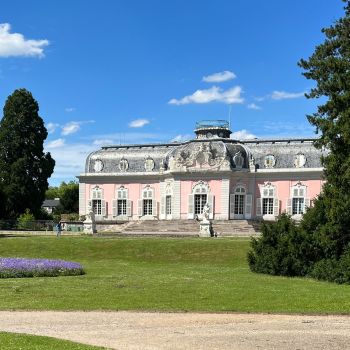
(0, 234, 30, 238)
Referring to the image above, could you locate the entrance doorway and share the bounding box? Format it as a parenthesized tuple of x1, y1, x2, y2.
(230, 186, 246, 219)
(194, 194, 207, 216)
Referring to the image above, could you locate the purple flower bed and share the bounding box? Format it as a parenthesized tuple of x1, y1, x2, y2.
(0, 258, 85, 278)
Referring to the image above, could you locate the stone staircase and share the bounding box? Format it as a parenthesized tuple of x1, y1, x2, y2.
(211, 220, 261, 237)
(122, 219, 200, 236)
(106, 219, 261, 237)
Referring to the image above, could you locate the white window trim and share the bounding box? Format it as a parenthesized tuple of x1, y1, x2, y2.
(289, 183, 309, 218)
(258, 183, 279, 220)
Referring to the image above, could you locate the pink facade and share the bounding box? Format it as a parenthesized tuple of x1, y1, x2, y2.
(78, 121, 324, 222)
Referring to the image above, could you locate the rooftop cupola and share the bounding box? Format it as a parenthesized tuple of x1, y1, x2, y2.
(194, 120, 232, 139)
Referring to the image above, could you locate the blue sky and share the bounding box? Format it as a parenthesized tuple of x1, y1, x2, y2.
(0, 0, 345, 185)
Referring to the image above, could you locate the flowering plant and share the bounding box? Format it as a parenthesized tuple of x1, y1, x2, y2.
(0, 258, 85, 278)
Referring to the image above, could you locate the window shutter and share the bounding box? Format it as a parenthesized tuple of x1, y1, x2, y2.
(229, 194, 235, 218)
(304, 198, 310, 213)
(160, 196, 166, 219)
(273, 198, 280, 217)
(287, 198, 292, 215)
(138, 199, 143, 217)
(101, 200, 107, 216)
(112, 199, 118, 217)
(256, 198, 262, 217)
(152, 199, 157, 217)
(245, 194, 252, 219)
(126, 200, 132, 217)
(87, 200, 92, 212)
(188, 194, 194, 219)
(207, 194, 214, 219)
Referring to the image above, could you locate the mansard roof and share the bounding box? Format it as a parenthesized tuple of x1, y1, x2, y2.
(84, 136, 324, 175)
(241, 138, 325, 170)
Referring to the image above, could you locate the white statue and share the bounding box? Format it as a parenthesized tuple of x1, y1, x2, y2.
(202, 202, 210, 223)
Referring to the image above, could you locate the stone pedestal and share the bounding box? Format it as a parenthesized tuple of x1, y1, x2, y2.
(199, 222, 212, 237)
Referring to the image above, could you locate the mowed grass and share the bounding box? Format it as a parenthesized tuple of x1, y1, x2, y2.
(0, 332, 108, 350)
(0, 236, 350, 313)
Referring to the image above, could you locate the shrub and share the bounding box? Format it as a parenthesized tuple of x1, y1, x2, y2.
(248, 214, 313, 277)
(309, 247, 350, 284)
(0, 258, 85, 278)
(17, 209, 35, 230)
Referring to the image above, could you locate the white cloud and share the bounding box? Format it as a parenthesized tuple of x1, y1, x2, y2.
(247, 103, 261, 110)
(45, 142, 96, 183)
(46, 138, 65, 148)
(271, 90, 305, 100)
(61, 122, 81, 136)
(231, 129, 256, 140)
(61, 120, 95, 136)
(46, 122, 59, 134)
(0, 23, 49, 58)
(169, 86, 243, 105)
(65, 107, 76, 113)
(202, 70, 236, 83)
(255, 90, 306, 102)
(170, 134, 192, 142)
(128, 119, 150, 128)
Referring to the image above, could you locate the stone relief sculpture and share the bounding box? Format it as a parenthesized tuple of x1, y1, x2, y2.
(170, 141, 231, 172)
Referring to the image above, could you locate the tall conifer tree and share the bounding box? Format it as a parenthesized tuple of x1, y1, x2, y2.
(0, 89, 55, 218)
(298, 0, 350, 257)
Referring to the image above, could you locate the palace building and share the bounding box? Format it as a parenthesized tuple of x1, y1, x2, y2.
(78, 120, 324, 225)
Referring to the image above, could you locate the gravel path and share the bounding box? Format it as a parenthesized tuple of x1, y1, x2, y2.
(0, 311, 350, 349)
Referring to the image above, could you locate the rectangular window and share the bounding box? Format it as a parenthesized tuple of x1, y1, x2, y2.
(194, 194, 207, 215)
(92, 200, 102, 215)
(234, 195, 244, 215)
(143, 199, 153, 215)
(166, 195, 172, 215)
(292, 197, 304, 215)
(117, 199, 127, 216)
(262, 198, 274, 215)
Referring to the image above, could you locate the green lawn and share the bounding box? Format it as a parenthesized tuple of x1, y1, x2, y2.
(0, 332, 108, 349)
(0, 235, 350, 313)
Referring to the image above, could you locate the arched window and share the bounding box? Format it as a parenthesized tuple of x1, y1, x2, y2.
(160, 183, 173, 219)
(256, 183, 279, 218)
(287, 183, 310, 216)
(113, 186, 132, 217)
(89, 186, 106, 217)
(188, 181, 214, 219)
(138, 185, 157, 217)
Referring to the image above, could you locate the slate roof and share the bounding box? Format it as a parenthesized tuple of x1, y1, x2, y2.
(84, 137, 324, 174)
(42, 199, 60, 207)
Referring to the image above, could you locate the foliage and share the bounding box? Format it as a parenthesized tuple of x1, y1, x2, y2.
(0, 332, 107, 350)
(248, 1, 350, 284)
(298, 0, 350, 259)
(0, 257, 84, 278)
(17, 209, 35, 230)
(1, 237, 350, 313)
(248, 214, 310, 276)
(46, 181, 79, 214)
(0, 89, 55, 219)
